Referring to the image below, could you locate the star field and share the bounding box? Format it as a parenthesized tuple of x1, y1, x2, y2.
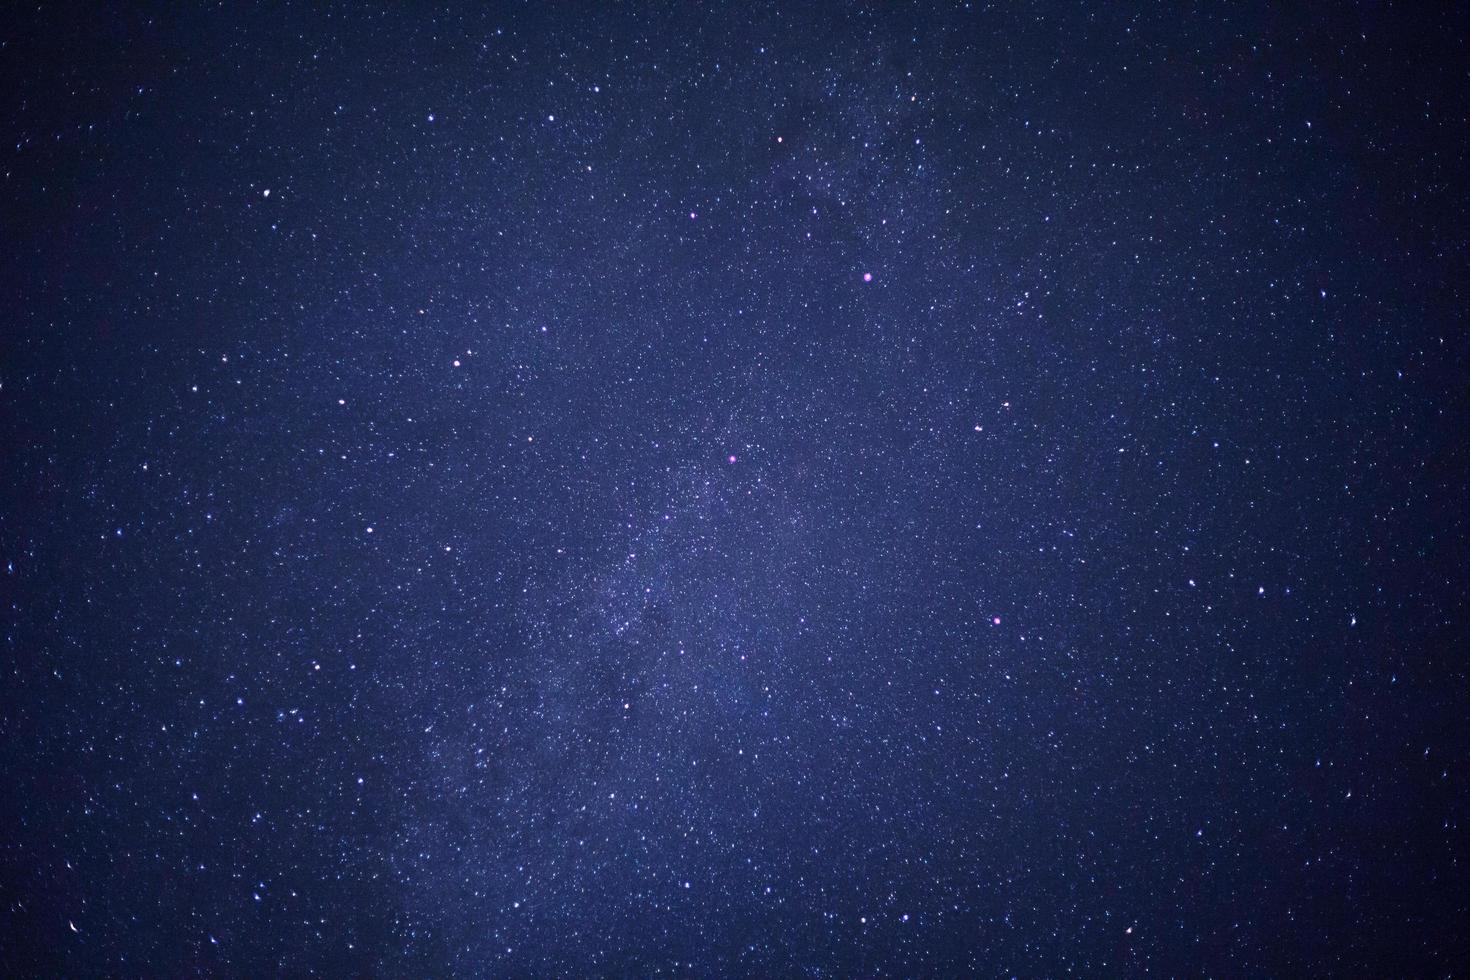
(2, 3, 1468, 975)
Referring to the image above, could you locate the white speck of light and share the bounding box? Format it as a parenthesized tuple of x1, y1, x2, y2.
(262, 188, 270, 197)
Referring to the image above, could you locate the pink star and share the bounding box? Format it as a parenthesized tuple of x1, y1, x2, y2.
(863, 272, 873, 283)
(991, 616, 1002, 626)
(728, 454, 738, 464)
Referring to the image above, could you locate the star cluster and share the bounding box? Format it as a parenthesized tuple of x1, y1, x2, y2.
(3, 4, 1467, 975)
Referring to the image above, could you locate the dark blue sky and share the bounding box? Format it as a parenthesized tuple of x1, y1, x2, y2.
(3, 3, 1467, 975)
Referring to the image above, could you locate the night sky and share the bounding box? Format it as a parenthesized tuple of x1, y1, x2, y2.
(4, 3, 1469, 976)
